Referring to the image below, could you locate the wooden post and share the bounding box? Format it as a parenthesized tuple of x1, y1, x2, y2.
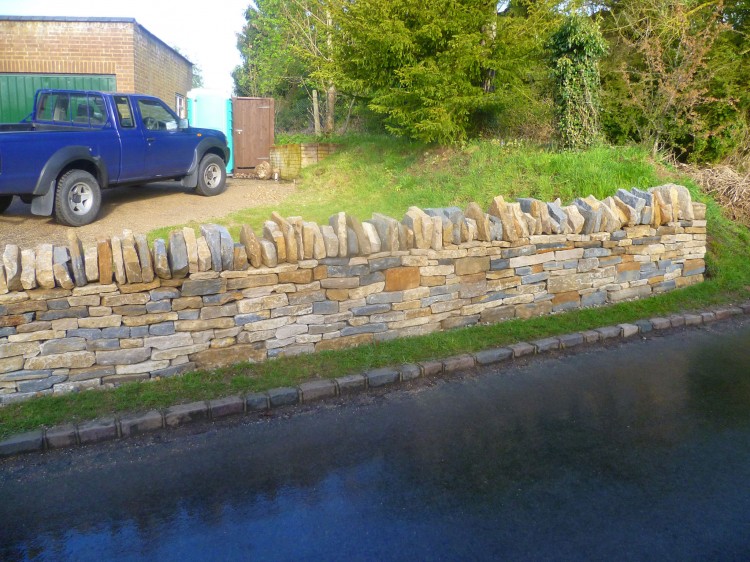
(313, 89, 321, 136)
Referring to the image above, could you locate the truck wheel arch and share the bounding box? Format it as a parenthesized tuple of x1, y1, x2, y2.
(181, 138, 230, 189)
(30, 147, 108, 217)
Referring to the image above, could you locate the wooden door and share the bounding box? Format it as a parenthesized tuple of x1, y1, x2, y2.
(232, 97, 275, 172)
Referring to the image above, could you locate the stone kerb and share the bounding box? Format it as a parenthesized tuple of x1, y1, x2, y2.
(0, 184, 708, 404)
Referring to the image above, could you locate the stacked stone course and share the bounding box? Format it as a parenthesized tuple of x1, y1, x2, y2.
(0, 184, 707, 404)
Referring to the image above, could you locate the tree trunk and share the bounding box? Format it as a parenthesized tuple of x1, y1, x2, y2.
(325, 83, 336, 134)
(312, 89, 321, 136)
(342, 96, 356, 134)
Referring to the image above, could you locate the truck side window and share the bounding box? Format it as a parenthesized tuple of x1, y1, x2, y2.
(114, 96, 135, 128)
(88, 95, 107, 127)
(138, 99, 178, 131)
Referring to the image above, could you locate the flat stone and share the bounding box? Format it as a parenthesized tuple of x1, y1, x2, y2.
(164, 401, 208, 427)
(474, 347, 513, 365)
(0, 430, 45, 457)
(596, 325, 622, 339)
(366, 367, 399, 387)
(465, 202, 491, 241)
(196, 236, 213, 271)
(398, 363, 422, 381)
(77, 418, 117, 445)
(532, 337, 560, 352)
(299, 379, 337, 402)
(620, 323, 640, 337)
(20, 248, 37, 290)
(510, 342, 535, 357)
(200, 224, 224, 271)
(336, 373, 366, 393)
(245, 393, 269, 411)
(120, 410, 164, 437)
(25, 351, 95, 370)
(181, 278, 226, 297)
(268, 386, 299, 407)
(46, 424, 77, 449)
(152, 239, 171, 279)
(3, 244, 23, 291)
(167, 230, 189, 279)
(442, 354, 476, 373)
(207, 395, 245, 419)
(95, 347, 151, 366)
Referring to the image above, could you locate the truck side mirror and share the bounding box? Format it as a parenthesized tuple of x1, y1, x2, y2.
(179, 118, 189, 129)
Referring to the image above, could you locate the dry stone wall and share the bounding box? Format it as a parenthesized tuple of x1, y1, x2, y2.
(0, 184, 707, 404)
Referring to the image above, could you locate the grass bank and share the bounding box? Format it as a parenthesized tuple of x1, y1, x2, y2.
(2, 139, 748, 439)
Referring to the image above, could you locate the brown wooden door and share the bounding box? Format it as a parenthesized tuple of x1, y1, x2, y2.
(232, 97, 275, 171)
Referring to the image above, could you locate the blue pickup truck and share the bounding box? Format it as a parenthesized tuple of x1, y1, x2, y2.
(0, 89, 230, 226)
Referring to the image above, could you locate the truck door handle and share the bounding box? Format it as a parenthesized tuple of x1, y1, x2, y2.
(146, 137, 156, 143)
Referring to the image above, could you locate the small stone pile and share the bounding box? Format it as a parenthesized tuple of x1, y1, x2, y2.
(0, 184, 707, 404)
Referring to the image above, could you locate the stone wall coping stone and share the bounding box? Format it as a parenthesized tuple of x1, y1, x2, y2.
(2, 300, 748, 459)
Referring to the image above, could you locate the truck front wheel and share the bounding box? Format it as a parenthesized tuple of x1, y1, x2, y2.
(54, 170, 102, 227)
(195, 154, 227, 196)
(0, 195, 12, 214)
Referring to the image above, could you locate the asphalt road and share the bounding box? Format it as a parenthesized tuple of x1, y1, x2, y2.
(2, 318, 750, 561)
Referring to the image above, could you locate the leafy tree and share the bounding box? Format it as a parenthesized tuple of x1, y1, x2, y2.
(548, 15, 608, 149)
(600, 0, 734, 161)
(334, 0, 502, 144)
(192, 64, 204, 89)
(233, 0, 339, 133)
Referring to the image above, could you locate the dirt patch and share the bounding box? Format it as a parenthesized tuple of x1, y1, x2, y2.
(0, 178, 296, 248)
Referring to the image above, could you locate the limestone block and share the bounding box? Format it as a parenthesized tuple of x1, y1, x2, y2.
(25, 350, 95, 370)
(52, 247, 75, 289)
(35, 244, 55, 289)
(328, 212, 347, 257)
(345, 213, 372, 255)
(488, 195, 518, 242)
(370, 213, 400, 252)
(64, 231, 87, 287)
(465, 202, 491, 241)
(97, 239, 113, 284)
(289, 216, 306, 262)
(182, 227, 199, 274)
(346, 227, 359, 256)
(240, 225, 262, 268)
(231, 243, 248, 271)
(320, 225, 340, 257)
(111, 236, 127, 285)
(153, 239, 171, 279)
(404, 207, 433, 250)
(121, 234, 142, 284)
(271, 212, 297, 264)
(547, 200, 570, 234)
(518, 198, 552, 234)
(507, 203, 530, 239)
(362, 221, 382, 253)
(132, 234, 154, 283)
(83, 243, 99, 283)
(199, 224, 223, 271)
(430, 216, 443, 250)
(561, 205, 584, 234)
(3, 244, 23, 291)
(0, 264, 6, 295)
(165, 231, 188, 279)
(21, 249, 37, 290)
(196, 236, 212, 271)
(263, 220, 287, 262)
(441, 216, 455, 245)
(259, 239, 278, 267)
(218, 225, 235, 271)
(616, 189, 645, 223)
(447, 210, 465, 244)
(692, 202, 707, 220)
(573, 199, 602, 234)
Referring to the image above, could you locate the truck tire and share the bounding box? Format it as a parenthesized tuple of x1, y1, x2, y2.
(195, 153, 227, 196)
(54, 169, 102, 227)
(0, 195, 12, 214)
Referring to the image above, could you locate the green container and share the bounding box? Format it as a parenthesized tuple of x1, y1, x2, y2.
(0, 73, 115, 123)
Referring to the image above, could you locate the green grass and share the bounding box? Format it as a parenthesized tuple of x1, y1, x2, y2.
(2, 138, 749, 439)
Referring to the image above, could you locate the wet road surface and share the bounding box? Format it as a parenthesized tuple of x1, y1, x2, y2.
(2, 318, 750, 561)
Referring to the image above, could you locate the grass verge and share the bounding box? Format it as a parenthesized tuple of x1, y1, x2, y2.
(1, 139, 748, 439)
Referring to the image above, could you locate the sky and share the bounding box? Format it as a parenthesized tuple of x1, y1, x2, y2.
(0, 0, 251, 95)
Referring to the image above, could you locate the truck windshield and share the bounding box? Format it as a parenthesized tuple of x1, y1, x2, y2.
(138, 99, 178, 131)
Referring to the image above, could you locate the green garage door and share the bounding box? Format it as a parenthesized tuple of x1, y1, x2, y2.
(0, 74, 116, 123)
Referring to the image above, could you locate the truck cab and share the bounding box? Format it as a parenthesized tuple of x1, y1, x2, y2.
(0, 89, 230, 226)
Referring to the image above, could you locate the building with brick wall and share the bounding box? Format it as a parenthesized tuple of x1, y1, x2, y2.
(0, 16, 192, 122)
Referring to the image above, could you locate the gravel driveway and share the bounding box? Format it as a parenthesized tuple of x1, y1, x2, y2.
(0, 178, 296, 248)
